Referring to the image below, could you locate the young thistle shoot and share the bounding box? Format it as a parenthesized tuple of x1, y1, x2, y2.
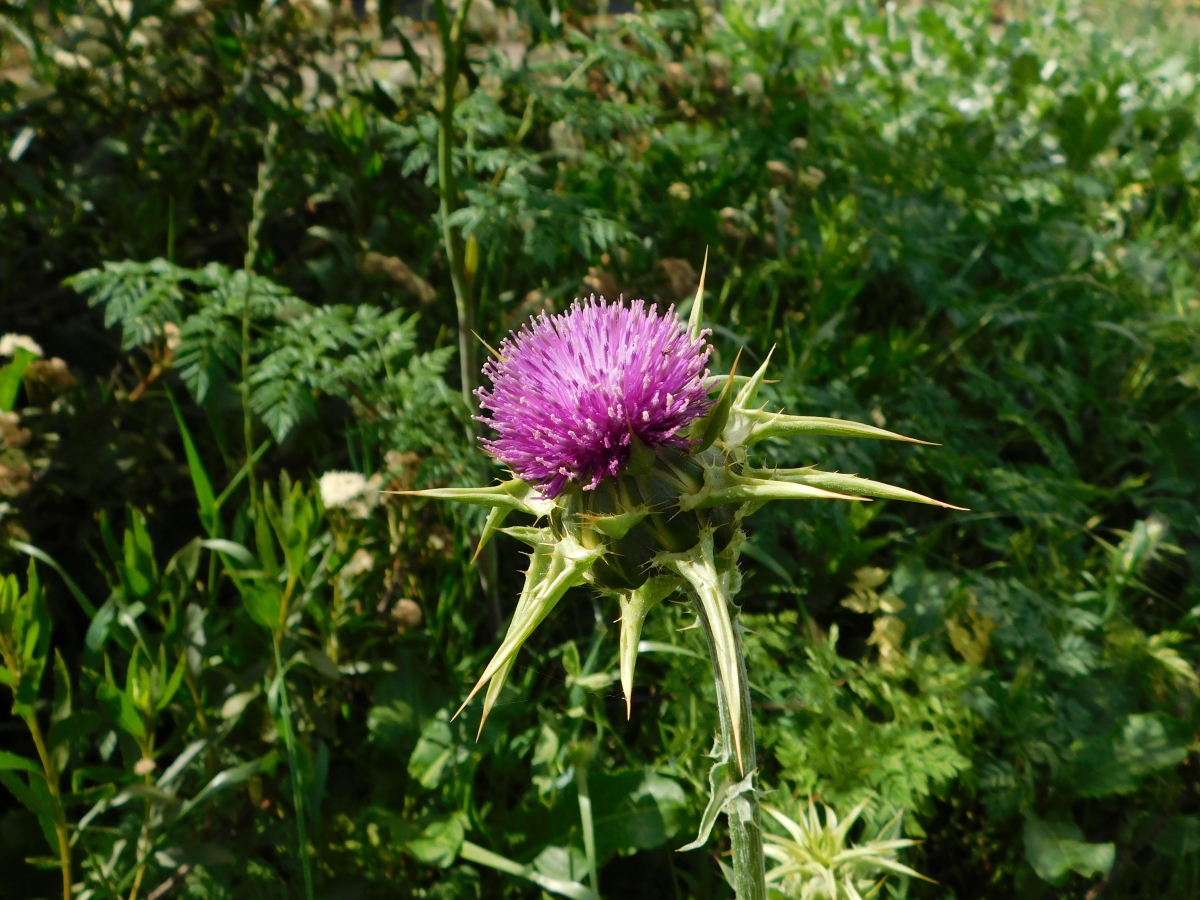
(404, 265, 960, 900)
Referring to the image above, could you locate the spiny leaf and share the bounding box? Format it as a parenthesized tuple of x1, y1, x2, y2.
(725, 407, 934, 449)
(678, 752, 735, 853)
(657, 531, 751, 773)
(679, 467, 863, 511)
(455, 536, 603, 732)
(392, 479, 555, 518)
(760, 467, 966, 510)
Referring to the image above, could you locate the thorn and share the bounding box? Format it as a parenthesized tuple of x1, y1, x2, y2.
(473, 330, 505, 362)
(724, 346, 743, 390)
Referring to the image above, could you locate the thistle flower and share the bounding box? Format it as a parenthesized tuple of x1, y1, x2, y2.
(476, 296, 712, 497)
(403, 261, 962, 900)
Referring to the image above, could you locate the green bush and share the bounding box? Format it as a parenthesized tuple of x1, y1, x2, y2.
(2, 0, 1199, 897)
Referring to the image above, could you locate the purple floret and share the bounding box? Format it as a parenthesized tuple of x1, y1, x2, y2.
(476, 296, 713, 496)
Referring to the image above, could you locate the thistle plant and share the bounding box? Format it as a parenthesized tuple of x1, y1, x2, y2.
(762, 800, 931, 899)
(409, 266, 959, 899)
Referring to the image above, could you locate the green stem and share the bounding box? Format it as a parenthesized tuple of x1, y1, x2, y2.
(241, 122, 278, 507)
(433, 0, 477, 420)
(691, 597, 765, 900)
(576, 760, 600, 896)
(23, 713, 72, 900)
(273, 634, 315, 900)
(664, 533, 765, 900)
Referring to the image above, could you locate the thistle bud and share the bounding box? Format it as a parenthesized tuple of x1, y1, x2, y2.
(552, 446, 738, 592)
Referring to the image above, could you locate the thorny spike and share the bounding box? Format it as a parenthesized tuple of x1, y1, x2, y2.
(688, 247, 709, 342)
(478, 656, 516, 740)
(454, 536, 603, 729)
(618, 575, 681, 718)
(678, 467, 865, 512)
(735, 409, 937, 448)
(500, 525, 553, 546)
(456, 539, 553, 723)
(473, 505, 512, 562)
(389, 479, 557, 519)
(733, 345, 776, 411)
(583, 506, 652, 540)
(473, 329, 505, 362)
(762, 467, 969, 511)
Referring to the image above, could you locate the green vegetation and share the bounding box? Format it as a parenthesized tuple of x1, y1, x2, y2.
(2, 0, 1200, 897)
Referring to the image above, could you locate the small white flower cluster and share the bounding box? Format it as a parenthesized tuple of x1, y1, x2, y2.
(318, 471, 381, 519)
(0, 334, 43, 358)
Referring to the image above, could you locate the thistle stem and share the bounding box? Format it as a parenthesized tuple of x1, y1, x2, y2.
(690, 587, 766, 900)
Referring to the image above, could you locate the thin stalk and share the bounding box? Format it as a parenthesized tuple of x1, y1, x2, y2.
(433, 0, 477, 419)
(272, 632, 315, 900)
(690, 591, 766, 900)
(241, 121, 279, 508)
(431, 0, 503, 627)
(166, 195, 175, 263)
(241, 123, 310, 897)
(125, 721, 159, 900)
(576, 758, 600, 896)
(127, 852, 146, 900)
(23, 712, 71, 900)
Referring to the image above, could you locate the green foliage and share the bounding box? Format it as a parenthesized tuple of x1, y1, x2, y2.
(4, 0, 1200, 897)
(67, 260, 458, 447)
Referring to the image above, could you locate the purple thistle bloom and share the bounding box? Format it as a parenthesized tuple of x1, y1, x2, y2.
(476, 296, 713, 497)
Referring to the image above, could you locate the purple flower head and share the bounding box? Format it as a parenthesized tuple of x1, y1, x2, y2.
(476, 296, 712, 497)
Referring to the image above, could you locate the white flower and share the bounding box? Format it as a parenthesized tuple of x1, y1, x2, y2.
(0, 334, 43, 358)
(319, 471, 380, 518)
(319, 471, 368, 507)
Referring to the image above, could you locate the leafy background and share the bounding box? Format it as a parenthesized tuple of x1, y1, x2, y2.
(2, 0, 1200, 897)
